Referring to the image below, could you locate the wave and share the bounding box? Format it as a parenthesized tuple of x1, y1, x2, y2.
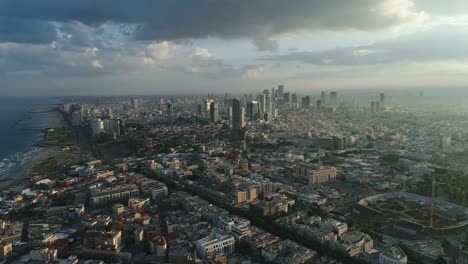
(0, 147, 41, 179)
(0, 98, 62, 181)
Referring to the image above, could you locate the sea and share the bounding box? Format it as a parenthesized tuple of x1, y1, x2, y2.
(0, 97, 63, 179)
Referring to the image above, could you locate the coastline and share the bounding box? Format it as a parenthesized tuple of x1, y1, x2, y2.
(0, 106, 63, 191)
(0, 146, 56, 191)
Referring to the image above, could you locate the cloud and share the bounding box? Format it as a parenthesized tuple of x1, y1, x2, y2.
(0, 0, 428, 50)
(91, 60, 103, 69)
(252, 36, 279, 52)
(0, 17, 57, 44)
(2, 0, 467, 95)
(242, 65, 264, 80)
(413, 0, 468, 15)
(263, 25, 468, 65)
(145, 41, 178, 60)
(58, 21, 95, 47)
(0, 38, 234, 80)
(0, 42, 122, 77)
(191, 48, 224, 69)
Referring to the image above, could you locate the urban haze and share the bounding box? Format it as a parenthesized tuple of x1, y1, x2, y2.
(0, 1, 467, 264)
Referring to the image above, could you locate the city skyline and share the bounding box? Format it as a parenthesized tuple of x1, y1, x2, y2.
(1, 76, 468, 263)
(2, 2, 468, 263)
(1, 0, 468, 95)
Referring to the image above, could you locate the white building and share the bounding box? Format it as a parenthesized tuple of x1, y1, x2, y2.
(216, 215, 251, 241)
(195, 230, 235, 259)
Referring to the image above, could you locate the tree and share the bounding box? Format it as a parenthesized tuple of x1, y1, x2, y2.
(307, 205, 329, 218)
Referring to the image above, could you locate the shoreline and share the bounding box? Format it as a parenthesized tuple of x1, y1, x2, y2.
(0, 147, 56, 191)
(0, 107, 63, 191)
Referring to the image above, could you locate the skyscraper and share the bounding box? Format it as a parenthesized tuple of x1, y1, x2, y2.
(231, 98, 246, 142)
(109, 119, 121, 137)
(247, 101, 260, 121)
(330, 91, 338, 105)
(231, 98, 245, 130)
(70, 104, 82, 126)
(380, 93, 385, 104)
(71, 110, 81, 126)
(196, 103, 203, 116)
(258, 93, 266, 116)
(302, 96, 311, 109)
(228, 107, 232, 119)
(316, 100, 322, 111)
(204, 99, 214, 117)
(321, 91, 326, 102)
(278, 85, 284, 99)
(167, 102, 173, 123)
(370, 101, 380, 113)
(91, 119, 104, 136)
(209, 102, 219, 123)
(283, 92, 291, 106)
(131, 98, 139, 109)
(291, 93, 298, 108)
(119, 119, 126, 135)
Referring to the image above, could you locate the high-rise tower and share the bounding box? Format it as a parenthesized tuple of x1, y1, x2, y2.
(231, 98, 245, 130)
(209, 102, 219, 123)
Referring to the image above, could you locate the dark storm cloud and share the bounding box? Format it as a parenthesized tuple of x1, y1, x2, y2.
(0, 0, 426, 49)
(263, 25, 468, 65)
(0, 43, 105, 76)
(0, 17, 57, 43)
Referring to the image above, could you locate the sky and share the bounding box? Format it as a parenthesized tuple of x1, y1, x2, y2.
(0, 0, 468, 96)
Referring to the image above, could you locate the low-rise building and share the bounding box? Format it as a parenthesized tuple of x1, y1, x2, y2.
(309, 167, 337, 185)
(113, 204, 125, 215)
(216, 215, 251, 242)
(128, 197, 150, 211)
(195, 231, 235, 259)
(334, 231, 373, 256)
(168, 240, 195, 264)
(234, 186, 258, 205)
(262, 240, 317, 264)
(83, 230, 122, 256)
(89, 184, 139, 207)
(251, 195, 295, 217)
(320, 219, 348, 236)
(63, 204, 85, 220)
(151, 184, 169, 202)
(379, 245, 408, 264)
(0, 241, 12, 260)
(149, 236, 167, 256)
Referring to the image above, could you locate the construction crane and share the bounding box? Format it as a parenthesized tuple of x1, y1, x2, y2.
(429, 175, 447, 228)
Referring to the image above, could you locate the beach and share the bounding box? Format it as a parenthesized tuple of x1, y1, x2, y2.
(0, 97, 63, 191)
(0, 146, 56, 191)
